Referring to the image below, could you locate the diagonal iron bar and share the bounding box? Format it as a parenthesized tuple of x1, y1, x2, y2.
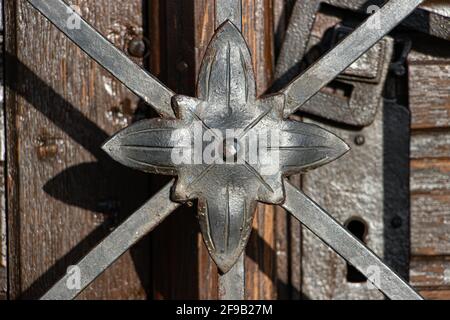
(27, 0, 176, 118)
(281, 0, 424, 118)
(281, 179, 423, 300)
(41, 181, 180, 300)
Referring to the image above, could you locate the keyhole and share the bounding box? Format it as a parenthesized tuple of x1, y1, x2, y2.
(345, 218, 368, 283)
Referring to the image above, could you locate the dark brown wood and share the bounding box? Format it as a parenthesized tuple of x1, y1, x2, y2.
(5, 0, 152, 299)
(409, 40, 450, 130)
(411, 160, 450, 194)
(411, 193, 450, 256)
(411, 131, 450, 159)
(0, 0, 6, 299)
(420, 290, 450, 300)
(408, 40, 450, 298)
(149, 0, 203, 300)
(241, 0, 279, 300)
(410, 64, 450, 130)
(411, 257, 450, 289)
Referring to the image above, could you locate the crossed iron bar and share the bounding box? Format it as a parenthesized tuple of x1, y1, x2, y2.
(27, 0, 426, 300)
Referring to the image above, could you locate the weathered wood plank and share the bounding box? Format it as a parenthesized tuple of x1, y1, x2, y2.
(408, 37, 450, 131)
(411, 159, 450, 194)
(411, 257, 450, 288)
(409, 34, 450, 296)
(419, 289, 450, 300)
(409, 64, 450, 130)
(0, 164, 6, 300)
(422, 0, 450, 17)
(6, 0, 152, 299)
(274, 205, 289, 300)
(411, 193, 450, 256)
(242, 0, 278, 300)
(408, 34, 450, 64)
(242, 0, 275, 96)
(150, 0, 206, 300)
(0, 0, 6, 300)
(246, 205, 276, 300)
(411, 130, 450, 159)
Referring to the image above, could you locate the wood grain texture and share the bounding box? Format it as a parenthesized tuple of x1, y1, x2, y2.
(242, 0, 275, 97)
(242, 0, 278, 300)
(411, 257, 450, 288)
(409, 64, 450, 130)
(409, 42, 450, 130)
(149, 0, 204, 300)
(411, 159, 450, 194)
(0, 0, 6, 299)
(409, 37, 450, 299)
(288, 175, 302, 300)
(411, 130, 450, 159)
(6, 0, 152, 299)
(420, 289, 450, 300)
(411, 193, 450, 256)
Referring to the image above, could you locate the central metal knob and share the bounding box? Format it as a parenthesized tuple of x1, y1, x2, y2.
(222, 138, 240, 163)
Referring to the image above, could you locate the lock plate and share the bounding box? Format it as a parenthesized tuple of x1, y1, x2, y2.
(299, 23, 394, 126)
(275, 0, 448, 126)
(275, 2, 394, 126)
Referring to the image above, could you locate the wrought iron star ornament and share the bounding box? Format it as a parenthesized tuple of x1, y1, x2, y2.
(102, 22, 349, 273)
(25, 0, 427, 300)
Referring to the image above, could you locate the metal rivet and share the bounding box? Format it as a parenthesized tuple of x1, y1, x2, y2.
(391, 216, 403, 229)
(354, 135, 365, 146)
(177, 61, 189, 73)
(128, 37, 147, 58)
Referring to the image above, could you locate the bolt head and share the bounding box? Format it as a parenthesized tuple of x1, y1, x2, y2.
(354, 135, 365, 146)
(221, 138, 241, 163)
(128, 38, 147, 58)
(391, 216, 403, 229)
(176, 61, 189, 73)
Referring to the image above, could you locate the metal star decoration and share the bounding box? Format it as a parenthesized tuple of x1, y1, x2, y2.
(103, 22, 349, 273)
(26, 0, 426, 300)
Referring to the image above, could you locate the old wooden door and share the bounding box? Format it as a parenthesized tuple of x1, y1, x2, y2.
(1, 0, 449, 300)
(2, 0, 281, 300)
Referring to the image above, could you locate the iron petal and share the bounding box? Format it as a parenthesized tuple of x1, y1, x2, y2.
(197, 21, 256, 115)
(102, 119, 187, 176)
(279, 121, 350, 174)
